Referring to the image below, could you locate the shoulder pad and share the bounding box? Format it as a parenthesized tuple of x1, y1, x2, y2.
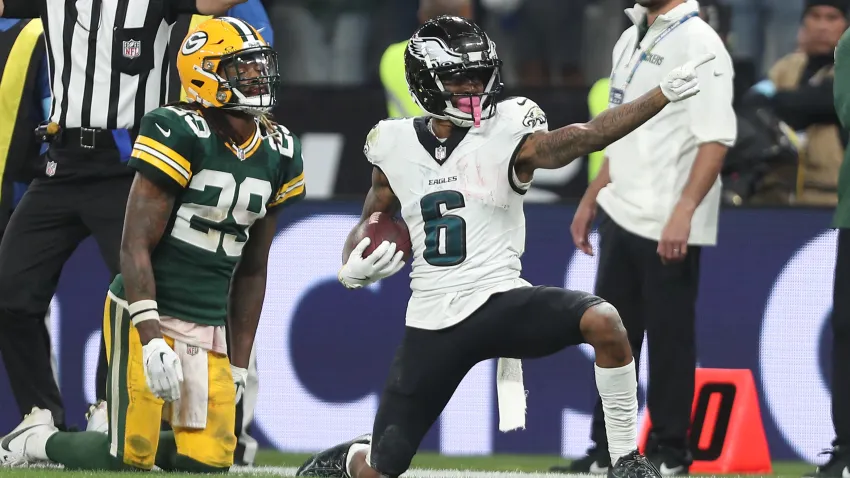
(363, 117, 413, 164)
(498, 97, 548, 136)
(158, 105, 200, 120)
(273, 122, 294, 135)
(145, 106, 178, 123)
(138, 106, 200, 140)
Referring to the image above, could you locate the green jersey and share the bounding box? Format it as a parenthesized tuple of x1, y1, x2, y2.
(109, 106, 306, 326)
(834, 29, 850, 228)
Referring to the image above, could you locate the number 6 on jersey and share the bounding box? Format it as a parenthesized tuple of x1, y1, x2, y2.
(420, 190, 467, 267)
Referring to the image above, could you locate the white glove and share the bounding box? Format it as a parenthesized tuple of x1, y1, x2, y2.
(659, 53, 716, 102)
(142, 338, 183, 402)
(231, 364, 248, 404)
(338, 237, 405, 289)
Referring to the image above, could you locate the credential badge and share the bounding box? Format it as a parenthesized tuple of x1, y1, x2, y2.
(609, 88, 625, 107)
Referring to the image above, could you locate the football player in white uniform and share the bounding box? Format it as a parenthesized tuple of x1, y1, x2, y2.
(297, 15, 715, 478)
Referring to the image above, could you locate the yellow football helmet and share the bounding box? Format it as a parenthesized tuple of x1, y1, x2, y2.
(176, 17, 280, 115)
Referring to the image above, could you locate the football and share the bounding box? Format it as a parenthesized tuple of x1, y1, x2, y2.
(346, 212, 412, 263)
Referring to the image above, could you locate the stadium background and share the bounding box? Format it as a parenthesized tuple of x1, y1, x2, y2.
(0, 0, 841, 471)
(0, 188, 838, 465)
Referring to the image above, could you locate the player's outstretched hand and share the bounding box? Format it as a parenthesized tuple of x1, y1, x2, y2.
(659, 52, 716, 102)
(338, 237, 405, 289)
(142, 338, 183, 402)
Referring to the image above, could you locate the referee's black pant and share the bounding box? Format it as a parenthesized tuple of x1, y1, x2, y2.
(0, 139, 131, 429)
(588, 210, 701, 456)
(832, 229, 850, 450)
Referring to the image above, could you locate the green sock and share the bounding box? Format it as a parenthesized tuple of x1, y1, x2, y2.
(44, 431, 134, 471)
(155, 431, 229, 474)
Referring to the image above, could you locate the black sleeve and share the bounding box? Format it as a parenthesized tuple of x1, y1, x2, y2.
(771, 82, 840, 130)
(2, 0, 41, 18)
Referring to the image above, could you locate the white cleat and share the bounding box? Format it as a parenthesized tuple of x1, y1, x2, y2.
(85, 400, 108, 434)
(0, 407, 58, 467)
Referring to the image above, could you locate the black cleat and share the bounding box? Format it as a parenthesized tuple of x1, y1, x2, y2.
(804, 447, 850, 477)
(607, 450, 662, 478)
(296, 434, 371, 477)
(550, 447, 611, 474)
(646, 444, 691, 475)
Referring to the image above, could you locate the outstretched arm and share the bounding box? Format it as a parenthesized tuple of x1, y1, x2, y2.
(515, 88, 669, 175)
(227, 214, 278, 368)
(121, 173, 176, 344)
(342, 166, 401, 261)
(514, 52, 716, 178)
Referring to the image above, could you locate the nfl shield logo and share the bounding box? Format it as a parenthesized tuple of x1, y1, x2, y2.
(123, 40, 141, 59)
(186, 345, 199, 356)
(435, 145, 447, 161)
(45, 160, 57, 177)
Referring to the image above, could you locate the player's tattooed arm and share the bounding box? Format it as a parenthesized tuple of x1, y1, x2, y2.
(120, 173, 176, 344)
(342, 166, 401, 260)
(228, 214, 278, 368)
(515, 87, 669, 179)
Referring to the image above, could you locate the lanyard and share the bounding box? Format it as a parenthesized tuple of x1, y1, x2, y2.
(611, 11, 699, 92)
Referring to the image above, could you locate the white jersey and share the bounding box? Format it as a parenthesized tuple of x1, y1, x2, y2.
(363, 97, 549, 330)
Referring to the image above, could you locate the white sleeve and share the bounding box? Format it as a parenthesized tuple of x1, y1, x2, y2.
(686, 44, 737, 146)
(512, 98, 549, 140)
(363, 122, 383, 166)
(505, 98, 548, 194)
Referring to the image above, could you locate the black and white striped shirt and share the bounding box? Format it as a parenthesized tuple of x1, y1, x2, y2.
(2, 0, 203, 130)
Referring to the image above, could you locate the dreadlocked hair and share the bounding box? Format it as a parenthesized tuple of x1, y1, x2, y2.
(166, 101, 280, 142)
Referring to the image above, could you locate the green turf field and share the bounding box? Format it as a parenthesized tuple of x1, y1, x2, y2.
(0, 450, 815, 477)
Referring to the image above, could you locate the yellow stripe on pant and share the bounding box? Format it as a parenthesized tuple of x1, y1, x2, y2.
(103, 292, 237, 470)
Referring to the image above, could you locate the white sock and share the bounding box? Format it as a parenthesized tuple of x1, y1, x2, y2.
(595, 360, 638, 466)
(25, 427, 58, 461)
(346, 443, 370, 476)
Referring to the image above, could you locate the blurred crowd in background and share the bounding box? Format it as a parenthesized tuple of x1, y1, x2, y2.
(260, 0, 799, 88)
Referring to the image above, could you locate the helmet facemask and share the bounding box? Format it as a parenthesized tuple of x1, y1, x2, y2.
(214, 47, 280, 116)
(407, 36, 504, 128)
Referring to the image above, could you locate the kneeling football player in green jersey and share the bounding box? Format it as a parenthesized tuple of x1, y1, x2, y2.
(0, 16, 304, 473)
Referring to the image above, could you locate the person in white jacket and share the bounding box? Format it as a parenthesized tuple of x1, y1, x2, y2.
(554, 0, 736, 475)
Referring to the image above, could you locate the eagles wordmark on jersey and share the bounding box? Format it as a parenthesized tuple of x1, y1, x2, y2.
(109, 105, 305, 326)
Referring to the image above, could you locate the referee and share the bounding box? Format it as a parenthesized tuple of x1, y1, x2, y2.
(0, 0, 247, 431)
(554, 0, 736, 475)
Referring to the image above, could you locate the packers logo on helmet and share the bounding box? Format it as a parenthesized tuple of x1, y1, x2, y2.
(177, 17, 280, 116)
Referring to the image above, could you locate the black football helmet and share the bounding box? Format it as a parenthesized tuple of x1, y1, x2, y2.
(404, 16, 503, 128)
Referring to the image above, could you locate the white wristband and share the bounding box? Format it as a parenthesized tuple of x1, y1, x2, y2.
(128, 299, 160, 326)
